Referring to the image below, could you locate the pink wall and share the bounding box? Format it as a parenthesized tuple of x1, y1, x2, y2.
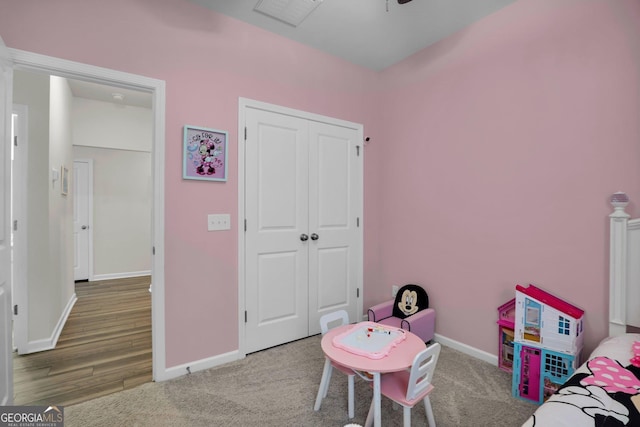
(1, 0, 639, 368)
(0, 0, 381, 367)
(375, 0, 640, 356)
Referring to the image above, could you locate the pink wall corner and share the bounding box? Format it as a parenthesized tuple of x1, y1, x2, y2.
(374, 0, 640, 356)
(361, 90, 388, 316)
(0, 0, 380, 367)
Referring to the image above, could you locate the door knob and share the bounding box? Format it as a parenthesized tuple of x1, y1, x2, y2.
(81, 225, 88, 230)
(310, 233, 319, 241)
(300, 234, 309, 241)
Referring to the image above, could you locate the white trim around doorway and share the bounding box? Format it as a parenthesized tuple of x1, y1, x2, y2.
(9, 48, 168, 381)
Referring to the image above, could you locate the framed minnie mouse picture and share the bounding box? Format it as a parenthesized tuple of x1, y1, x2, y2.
(183, 125, 228, 182)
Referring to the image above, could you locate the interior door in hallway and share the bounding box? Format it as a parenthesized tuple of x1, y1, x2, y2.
(73, 160, 91, 281)
(244, 106, 362, 354)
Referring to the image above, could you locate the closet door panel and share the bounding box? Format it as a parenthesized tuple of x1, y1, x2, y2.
(245, 108, 309, 353)
(316, 246, 350, 306)
(308, 121, 361, 334)
(317, 134, 350, 227)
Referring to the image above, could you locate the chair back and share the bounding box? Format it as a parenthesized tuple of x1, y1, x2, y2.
(320, 310, 349, 334)
(392, 284, 429, 319)
(406, 343, 441, 401)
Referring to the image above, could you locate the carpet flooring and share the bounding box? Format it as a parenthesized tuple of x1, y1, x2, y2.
(65, 335, 537, 426)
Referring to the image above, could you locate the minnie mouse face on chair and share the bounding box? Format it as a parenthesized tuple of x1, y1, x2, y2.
(392, 284, 429, 319)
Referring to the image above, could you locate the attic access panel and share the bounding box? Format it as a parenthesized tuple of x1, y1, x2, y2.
(254, 0, 323, 27)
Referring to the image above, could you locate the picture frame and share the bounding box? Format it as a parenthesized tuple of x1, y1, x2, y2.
(61, 165, 69, 196)
(183, 125, 228, 182)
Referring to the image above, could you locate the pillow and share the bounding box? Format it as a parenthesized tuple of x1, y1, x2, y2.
(392, 284, 429, 319)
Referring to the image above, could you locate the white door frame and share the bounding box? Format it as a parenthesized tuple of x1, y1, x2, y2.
(11, 104, 28, 354)
(73, 158, 93, 282)
(237, 97, 364, 357)
(1, 35, 13, 406)
(8, 48, 169, 381)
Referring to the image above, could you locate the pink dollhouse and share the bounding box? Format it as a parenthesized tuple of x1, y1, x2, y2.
(496, 298, 515, 372)
(511, 284, 584, 404)
(514, 284, 584, 355)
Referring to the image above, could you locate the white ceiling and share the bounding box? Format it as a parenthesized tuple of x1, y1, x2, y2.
(66, 0, 517, 105)
(190, 0, 517, 71)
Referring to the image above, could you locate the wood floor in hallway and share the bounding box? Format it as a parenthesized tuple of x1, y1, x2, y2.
(12, 276, 152, 406)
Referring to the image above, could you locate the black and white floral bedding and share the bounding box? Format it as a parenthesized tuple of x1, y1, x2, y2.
(523, 334, 640, 427)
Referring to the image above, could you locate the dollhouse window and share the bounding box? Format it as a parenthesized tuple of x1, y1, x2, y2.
(525, 299, 541, 328)
(544, 352, 570, 379)
(558, 316, 570, 335)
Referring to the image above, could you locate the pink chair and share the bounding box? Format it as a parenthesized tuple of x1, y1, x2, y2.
(367, 284, 435, 343)
(313, 310, 356, 419)
(365, 342, 441, 427)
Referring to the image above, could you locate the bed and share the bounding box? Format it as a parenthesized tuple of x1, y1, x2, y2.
(523, 192, 640, 426)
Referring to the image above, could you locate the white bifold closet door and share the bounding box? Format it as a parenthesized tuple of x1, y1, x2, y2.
(244, 106, 362, 354)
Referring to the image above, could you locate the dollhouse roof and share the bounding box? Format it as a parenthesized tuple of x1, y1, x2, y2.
(515, 284, 584, 319)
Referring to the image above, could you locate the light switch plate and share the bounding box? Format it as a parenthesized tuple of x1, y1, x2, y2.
(208, 214, 231, 231)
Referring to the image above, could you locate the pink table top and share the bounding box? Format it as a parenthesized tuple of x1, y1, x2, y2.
(321, 323, 426, 373)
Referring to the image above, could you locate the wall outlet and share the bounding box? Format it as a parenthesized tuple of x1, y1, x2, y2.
(392, 285, 399, 297)
(207, 214, 231, 231)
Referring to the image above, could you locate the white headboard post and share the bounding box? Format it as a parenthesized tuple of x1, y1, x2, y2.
(609, 192, 630, 337)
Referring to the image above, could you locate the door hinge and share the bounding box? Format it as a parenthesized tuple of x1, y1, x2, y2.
(244, 219, 247, 232)
(356, 217, 360, 228)
(152, 246, 155, 255)
(356, 145, 360, 156)
(14, 135, 18, 146)
(357, 288, 360, 298)
(244, 126, 247, 141)
(13, 305, 18, 315)
(245, 310, 248, 323)
(13, 220, 17, 231)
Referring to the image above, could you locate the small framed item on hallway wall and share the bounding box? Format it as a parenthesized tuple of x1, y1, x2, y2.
(61, 165, 69, 196)
(183, 125, 228, 182)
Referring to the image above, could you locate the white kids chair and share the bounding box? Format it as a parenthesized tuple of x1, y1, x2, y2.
(365, 342, 441, 427)
(313, 310, 356, 419)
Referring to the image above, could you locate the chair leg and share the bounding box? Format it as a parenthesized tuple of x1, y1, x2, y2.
(348, 374, 355, 419)
(322, 364, 333, 399)
(364, 398, 374, 427)
(424, 396, 436, 427)
(403, 405, 412, 427)
(314, 358, 333, 411)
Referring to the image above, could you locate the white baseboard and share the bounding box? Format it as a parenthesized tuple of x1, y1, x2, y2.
(21, 293, 77, 354)
(157, 332, 497, 383)
(91, 270, 151, 281)
(158, 349, 243, 382)
(434, 333, 498, 366)
(360, 310, 498, 367)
